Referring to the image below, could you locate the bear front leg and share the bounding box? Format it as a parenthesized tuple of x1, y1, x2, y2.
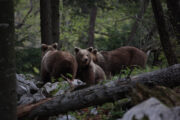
(41, 69, 51, 84)
(85, 69, 96, 85)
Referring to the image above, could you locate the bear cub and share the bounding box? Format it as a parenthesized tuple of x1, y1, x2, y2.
(41, 43, 77, 84)
(75, 47, 105, 85)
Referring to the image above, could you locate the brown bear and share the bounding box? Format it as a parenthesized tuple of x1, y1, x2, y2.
(41, 43, 77, 84)
(90, 46, 148, 76)
(74, 47, 105, 85)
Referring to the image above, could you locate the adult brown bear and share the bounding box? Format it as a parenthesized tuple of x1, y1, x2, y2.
(41, 43, 77, 84)
(74, 47, 105, 85)
(90, 46, 148, 77)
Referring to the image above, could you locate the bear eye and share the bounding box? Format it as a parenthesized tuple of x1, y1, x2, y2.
(80, 54, 83, 57)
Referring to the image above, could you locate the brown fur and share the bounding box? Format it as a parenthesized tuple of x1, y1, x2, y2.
(90, 46, 148, 76)
(75, 47, 105, 85)
(41, 43, 77, 83)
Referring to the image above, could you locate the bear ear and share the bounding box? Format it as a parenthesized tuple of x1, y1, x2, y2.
(87, 47, 93, 52)
(52, 43, 58, 49)
(92, 49, 97, 54)
(74, 47, 80, 54)
(41, 44, 48, 52)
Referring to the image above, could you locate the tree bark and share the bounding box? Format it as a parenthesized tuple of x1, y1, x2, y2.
(127, 0, 149, 45)
(40, 0, 52, 44)
(152, 49, 161, 66)
(87, 6, 97, 47)
(51, 0, 60, 47)
(166, 0, 180, 43)
(0, 0, 16, 120)
(18, 64, 180, 119)
(151, 0, 178, 65)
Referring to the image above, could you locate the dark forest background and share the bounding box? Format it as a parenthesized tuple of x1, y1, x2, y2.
(14, 0, 179, 75)
(0, 0, 179, 119)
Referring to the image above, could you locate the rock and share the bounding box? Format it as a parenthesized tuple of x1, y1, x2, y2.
(90, 107, 98, 115)
(33, 89, 46, 102)
(54, 89, 65, 96)
(43, 82, 60, 96)
(16, 74, 26, 82)
(60, 81, 72, 89)
(16, 74, 39, 95)
(56, 115, 77, 120)
(71, 79, 86, 87)
(71, 79, 86, 90)
(118, 97, 180, 120)
(171, 106, 180, 120)
(16, 74, 45, 105)
(16, 73, 78, 106)
(17, 82, 31, 99)
(18, 94, 34, 105)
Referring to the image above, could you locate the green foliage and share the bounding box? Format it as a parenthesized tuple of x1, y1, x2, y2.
(14, 0, 172, 72)
(13, 1, 179, 119)
(66, 73, 73, 79)
(58, 77, 64, 82)
(68, 102, 125, 120)
(130, 84, 180, 107)
(95, 23, 131, 50)
(15, 0, 40, 47)
(131, 66, 159, 75)
(109, 109, 125, 120)
(51, 77, 56, 83)
(33, 67, 40, 74)
(50, 81, 70, 96)
(109, 65, 163, 81)
(16, 48, 41, 75)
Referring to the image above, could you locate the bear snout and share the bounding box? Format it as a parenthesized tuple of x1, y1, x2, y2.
(81, 57, 89, 65)
(84, 58, 88, 62)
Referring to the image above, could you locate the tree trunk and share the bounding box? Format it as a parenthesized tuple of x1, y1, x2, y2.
(87, 6, 97, 47)
(151, 0, 178, 65)
(18, 64, 180, 119)
(51, 0, 60, 48)
(40, 0, 52, 44)
(166, 0, 180, 43)
(0, 0, 16, 120)
(152, 49, 161, 66)
(127, 0, 149, 45)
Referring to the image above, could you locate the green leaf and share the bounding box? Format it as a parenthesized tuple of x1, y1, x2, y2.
(33, 67, 40, 74)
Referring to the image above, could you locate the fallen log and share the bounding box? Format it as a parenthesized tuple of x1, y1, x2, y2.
(17, 98, 52, 118)
(19, 64, 180, 119)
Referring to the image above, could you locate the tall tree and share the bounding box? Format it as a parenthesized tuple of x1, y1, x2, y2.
(40, 0, 52, 44)
(87, 5, 97, 47)
(51, 0, 60, 47)
(0, 0, 16, 120)
(63, 0, 111, 47)
(127, 0, 149, 45)
(151, 0, 178, 65)
(166, 0, 180, 43)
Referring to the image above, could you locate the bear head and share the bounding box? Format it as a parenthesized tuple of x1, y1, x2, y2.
(41, 43, 58, 56)
(74, 47, 93, 67)
(89, 48, 98, 63)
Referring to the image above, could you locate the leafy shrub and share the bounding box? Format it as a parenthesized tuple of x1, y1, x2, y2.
(16, 48, 41, 75)
(95, 24, 131, 51)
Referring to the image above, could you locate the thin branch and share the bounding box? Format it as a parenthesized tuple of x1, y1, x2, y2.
(127, 0, 150, 45)
(94, 31, 108, 36)
(15, 0, 33, 29)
